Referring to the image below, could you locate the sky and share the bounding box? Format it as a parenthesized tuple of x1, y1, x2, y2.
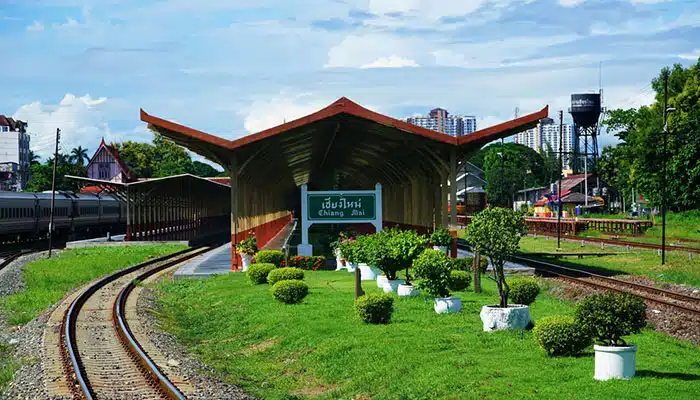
(1, 0, 699, 169)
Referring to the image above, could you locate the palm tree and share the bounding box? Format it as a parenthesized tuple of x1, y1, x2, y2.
(70, 146, 90, 165)
(29, 150, 40, 165)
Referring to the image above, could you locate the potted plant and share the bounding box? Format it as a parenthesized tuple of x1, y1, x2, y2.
(237, 232, 257, 272)
(339, 237, 357, 273)
(464, 207, 529, 331)
(413, 249, 460, 313)
(353, 234, 381, 281)
(390, 229, 427, 297)
(430, 228, 454, 254)
(364, 232, 403, 292)
(575, 292, 646, 380)
(332, 232, 352, 271)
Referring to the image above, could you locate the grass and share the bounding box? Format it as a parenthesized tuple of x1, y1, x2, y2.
(0, 342, 20, 391)
(515, 236, 700, 287)
(0, 244, 187, 326)
(578, 210, 700, 243)
(156, 271, 699, 400)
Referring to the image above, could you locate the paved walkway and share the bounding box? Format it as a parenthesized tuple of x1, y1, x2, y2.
(174, 220, 296, 279)
(457, 248, 534, 275)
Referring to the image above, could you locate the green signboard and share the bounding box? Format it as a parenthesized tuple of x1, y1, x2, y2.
(307, 194, 376, 220)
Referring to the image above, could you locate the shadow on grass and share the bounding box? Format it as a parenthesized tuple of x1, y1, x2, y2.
(523, 254, 628, 277)
(637, 370, 700, 381)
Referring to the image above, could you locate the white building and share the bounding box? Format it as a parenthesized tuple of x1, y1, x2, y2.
(407, 108, 477, 137)
(0, 116, 30, 191)
(516, 118, 573, 169)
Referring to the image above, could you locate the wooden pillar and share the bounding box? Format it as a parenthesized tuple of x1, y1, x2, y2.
(441, 176, 448, 228)
(125, 186, 131, 241)
(450, 148, 457, 228)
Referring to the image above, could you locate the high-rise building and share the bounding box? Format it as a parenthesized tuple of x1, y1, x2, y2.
(406, 108, 477, 137)
(516, 118, 574, 169)
(0, 115, 30, 191)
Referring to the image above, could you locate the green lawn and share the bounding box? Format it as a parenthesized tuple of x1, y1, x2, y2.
(155, 271, 699, 400)
(1, 244, 187, 326)
(0, 342, 20, 391)
(517, 236, 700, 287)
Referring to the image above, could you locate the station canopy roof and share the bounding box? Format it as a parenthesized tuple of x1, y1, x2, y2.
(141, 97, 548, 190)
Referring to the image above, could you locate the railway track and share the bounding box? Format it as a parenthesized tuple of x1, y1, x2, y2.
(456, 241, 700, 317)
(0, 250, 32, 271)
(60, 246, 212, 400)
(529, 231, 700, 254)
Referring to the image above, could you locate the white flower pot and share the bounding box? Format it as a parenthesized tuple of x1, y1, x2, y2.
(397, 284, 419, 297)
(594, 345, 637, 380)
(241, 254, 253, 272)
(334, 250, 345, 271)
(358, 263, 380, 280)
(434, 297, 462, 313)
(433, 245, 448, 253)
(376, 274, 389, 288)
(347, 262, 357, 273)
(382, 279, 405, 293)
(479, 305, 531, 332)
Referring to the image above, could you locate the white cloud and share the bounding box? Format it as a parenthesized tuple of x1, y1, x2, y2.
(239, 92, 330, 134)
(325, 34, 424, 69)
(12, 94, 113, 159)
(559, 0, 585, 7)
(368, 0, 511, 20)
(360, 55, 419, 69)
(432, 49, 470, 68)
(679, 49, 700, 60)
(26, 21, 44, 32)
(53, 17, 81, 30)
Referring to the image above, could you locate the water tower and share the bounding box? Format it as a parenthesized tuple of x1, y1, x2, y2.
(569, 93, 603, 174)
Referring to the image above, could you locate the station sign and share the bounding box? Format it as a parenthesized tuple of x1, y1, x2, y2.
(307, 194, 376, 220)
(298, 184, 382, 256)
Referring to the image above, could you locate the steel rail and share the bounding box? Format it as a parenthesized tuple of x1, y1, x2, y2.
(456, 241, 700, 317)
(0, 250, 29, 271)
(62, 246, 209, 400)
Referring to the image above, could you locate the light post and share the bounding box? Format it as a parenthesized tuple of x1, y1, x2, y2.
(661, 104, 676, 265)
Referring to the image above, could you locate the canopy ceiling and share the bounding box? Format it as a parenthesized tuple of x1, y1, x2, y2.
(141, 97, 548, 191)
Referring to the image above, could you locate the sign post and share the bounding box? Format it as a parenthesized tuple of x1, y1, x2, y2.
(298, 183, 382, 256)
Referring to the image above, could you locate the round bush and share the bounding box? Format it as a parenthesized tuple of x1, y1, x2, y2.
(575, 292, 646, 346)
(534, 315, 592, 356)
(254, 250, 285, 267)
(354, 293, 394, 324)
(271, 280, 309, 304)
(451, 257, 488, 273)
(267, 267, 304, 285)
(509, 278, 540, 305)
(247, 263, 276, 284)
(448, 270, 472, 292)
(413, 249, 453, 298)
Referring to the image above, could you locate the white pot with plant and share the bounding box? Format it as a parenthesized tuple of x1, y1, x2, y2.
(237, 233, 258, 272)
(575, 292, 647, 380)
(464, 207, 532, 331)
(390, 228, 428, 297)
(414, 249, 460, 313)
(430, 228, 454, 255)
(338, 236, 357, 273)
(351, 235, 380, 280)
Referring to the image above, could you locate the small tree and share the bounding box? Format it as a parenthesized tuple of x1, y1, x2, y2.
(464, 207, 527, 307)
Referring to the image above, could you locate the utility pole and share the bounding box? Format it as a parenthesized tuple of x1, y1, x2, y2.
(661, 71, 669, 265)
(558, 111, 563, 250)
(500, 138, 505, 207)
(48, 128, 60, 258)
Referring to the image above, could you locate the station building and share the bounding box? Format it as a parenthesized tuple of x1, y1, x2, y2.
(141, 97, 547, 269)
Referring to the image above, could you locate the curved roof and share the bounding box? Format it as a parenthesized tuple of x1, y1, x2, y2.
(141, 97, 547, 190)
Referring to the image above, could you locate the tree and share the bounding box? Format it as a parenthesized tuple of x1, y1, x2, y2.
(28, 150, 40, 166)
(541, 143, 561, 187)
(464, 207, 527, 308)
(603, 59, 700, 211)
(114, 141, 156, 178)
(191, 161, 220, 177)
(481, 142, 547, 207)
(25, 152, 86, 192)
(70, 146, 90, 165)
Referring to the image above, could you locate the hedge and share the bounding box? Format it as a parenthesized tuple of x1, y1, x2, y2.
(247, 263, 276, 284)
(267, 267, 304, 286)
(534, 315, 592, 356)
(271, 280, 309, 304)
(254, 250, 285, 267)
(354, 293, 394, 324)
(509, 279, 540, 305)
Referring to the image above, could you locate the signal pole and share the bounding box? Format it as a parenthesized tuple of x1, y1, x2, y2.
(661, 71, 669, 265)
(48, 128, 60, 258)
(557, 110, 563, 250)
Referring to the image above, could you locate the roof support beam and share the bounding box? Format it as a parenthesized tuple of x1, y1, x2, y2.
(450, 147, 457, 228)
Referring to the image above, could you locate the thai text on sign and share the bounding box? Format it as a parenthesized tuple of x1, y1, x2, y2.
(307, 194, 376, 220)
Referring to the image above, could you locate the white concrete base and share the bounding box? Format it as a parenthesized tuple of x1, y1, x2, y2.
(297, 244, 313, 256)
(241, 254, 253, 272)
(434, 297, 461, 313)
(347, 262, 357, 273)
(335, 250, 345, 271)
(480, 305, 531, 332)
(376, 275, 389, 289)
(397, 284, 419, 297)
(382, 279, 405, 293)
(358, 263, 380, 280)
(594, 345, 637, 380)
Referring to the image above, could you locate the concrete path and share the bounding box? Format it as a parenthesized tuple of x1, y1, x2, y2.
(457, 248, 534, 275)
(174, 242, 232, 279)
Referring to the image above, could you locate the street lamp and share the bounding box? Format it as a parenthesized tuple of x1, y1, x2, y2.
(661, 106, 676, 265)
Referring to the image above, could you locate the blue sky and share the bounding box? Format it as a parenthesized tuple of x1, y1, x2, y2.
(1, 0, 699, 167)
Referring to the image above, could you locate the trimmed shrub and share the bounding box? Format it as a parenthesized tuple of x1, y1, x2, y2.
(267, 267, 304, 285)
(413, 249, 453, 298)
(247, 263, 276, 284)
(354, 293, 394, 324)
(254, 250, 284, 267)
(575, 292, 646, 346)
(509, 279, 540, 305)
(430, 228, 454, 247)
(534, 315, 592, 356)
(451, 257, 488, 273)
(282, 255, 327, 271)
(448, 270, 472, 292)
(271, 280, 309, 304)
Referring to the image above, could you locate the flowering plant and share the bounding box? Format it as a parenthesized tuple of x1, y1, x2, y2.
(337, 235, 357, 262)
(282, 255, 327, 271)
(237, 231, 258, 256)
